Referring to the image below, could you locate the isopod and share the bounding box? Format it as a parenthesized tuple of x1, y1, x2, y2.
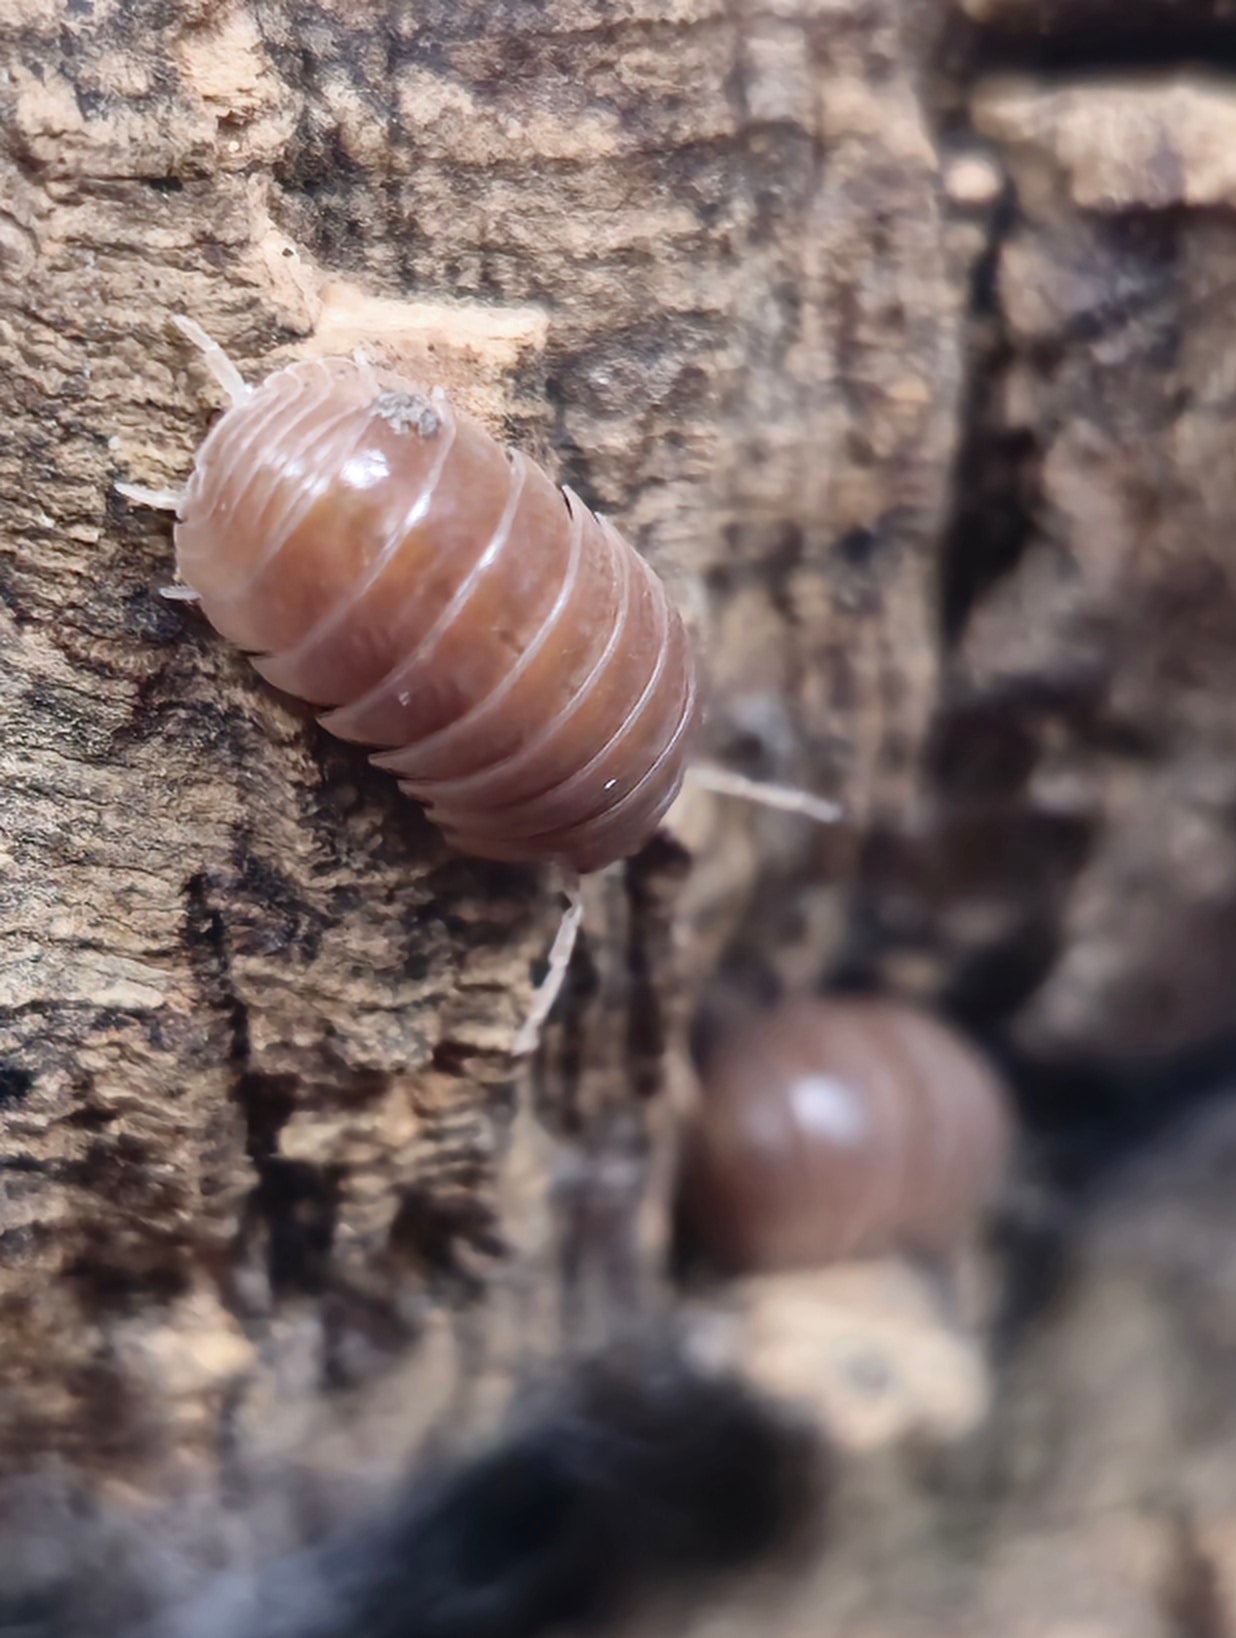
(128, 322, 699, 875)
(678, 996, 1013, 1273)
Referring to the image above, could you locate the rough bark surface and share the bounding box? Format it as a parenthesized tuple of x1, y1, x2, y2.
(9, 0, 1236, 1635)
(856, 42, 1236, 1068)
(0, 0, 954, 1479)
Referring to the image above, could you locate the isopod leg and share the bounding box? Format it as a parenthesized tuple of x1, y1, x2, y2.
(171, 314, 253, 407)
(115, 481, 184, 512)
(511, 872, 584, 1058)
(114, 480, 199, 599)
(352, 346, 380, 395)
(686, 761, 843, 826)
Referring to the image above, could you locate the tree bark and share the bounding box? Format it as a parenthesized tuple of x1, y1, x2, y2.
(13, 3, 1236, 1636)
(0, 0, 955, 1477)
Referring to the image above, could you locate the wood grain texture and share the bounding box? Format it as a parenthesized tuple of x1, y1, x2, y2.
(855, 39, 1236, 1068)
(11, 3, 1236, 1636)
(0, 0, 958, 1482)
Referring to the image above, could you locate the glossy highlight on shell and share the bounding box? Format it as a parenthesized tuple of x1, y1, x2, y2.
(679, 996, 1014, 1273)
(173, 356, 699, 873)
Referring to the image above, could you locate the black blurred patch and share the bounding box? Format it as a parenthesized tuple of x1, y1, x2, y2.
(0, 1348, 825, 1638)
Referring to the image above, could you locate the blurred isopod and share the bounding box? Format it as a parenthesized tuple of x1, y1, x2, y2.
(122, 322, 699, 875)
(678, 996, 1014, 1273)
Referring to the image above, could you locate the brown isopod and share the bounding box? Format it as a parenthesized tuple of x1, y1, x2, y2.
(122, 319, 699, 876)
(678, 996, 1014, 1274)
(121, 322, 845, 1051)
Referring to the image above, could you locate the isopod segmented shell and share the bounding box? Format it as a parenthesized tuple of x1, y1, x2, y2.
(679, 996, 1013, 1273)
(174, 357, 699, 873)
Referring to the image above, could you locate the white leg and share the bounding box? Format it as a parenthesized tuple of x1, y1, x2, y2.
(114, 481, 198, 600)
(171, 314, 252, 407)
(686, 761, 843, 826)
(511, 873, 584, 1057)
(352, 346, 381, 395)
(115, 480, 183, 512)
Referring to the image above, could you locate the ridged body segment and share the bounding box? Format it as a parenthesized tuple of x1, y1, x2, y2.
(175, 359, 698, 872)
(679, 997, 1013, 1273)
